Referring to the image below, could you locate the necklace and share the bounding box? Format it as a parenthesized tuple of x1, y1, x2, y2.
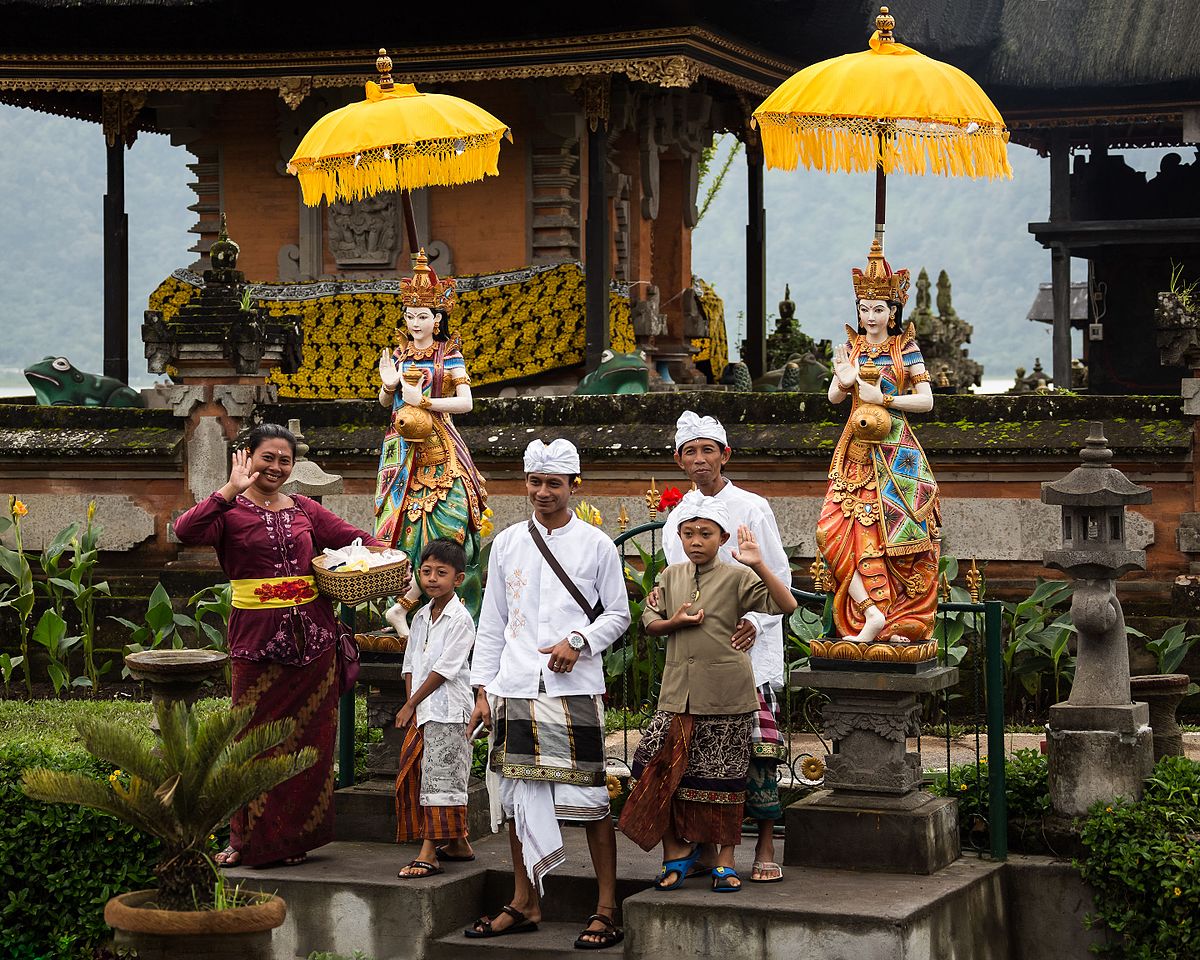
(692, 565, 705, 602)
(862, 335, 895, 359)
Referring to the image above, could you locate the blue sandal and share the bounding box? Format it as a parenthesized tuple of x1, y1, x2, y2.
(655, 845, 702, 891)
(711, 866, 742, 892)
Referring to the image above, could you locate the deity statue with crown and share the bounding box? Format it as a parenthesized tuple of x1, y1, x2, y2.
(376, 250, 488, 635)
(813, 239, 941, 664)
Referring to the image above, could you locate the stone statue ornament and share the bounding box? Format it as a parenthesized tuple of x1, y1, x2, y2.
(375, 250, 488, 636)
(24, 356, 143, 407)
(812, 239, 941, 666)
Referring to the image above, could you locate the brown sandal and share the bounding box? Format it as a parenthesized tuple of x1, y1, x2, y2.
(464, 904, 538, 938)
(574, 913, 624, 950)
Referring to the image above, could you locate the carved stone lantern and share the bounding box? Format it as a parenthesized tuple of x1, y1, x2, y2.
(278, 419, 343, 500)
(1041, 422, 1155, 820)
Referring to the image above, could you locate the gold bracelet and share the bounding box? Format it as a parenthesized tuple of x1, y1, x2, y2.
(382, 384, 396, 394)
(399, 595, 419, 611)
(419, 397, 433, 410)
(881, 394, 894, 407)
(852, 596, 878, 616)
(910, 372, 931, 385)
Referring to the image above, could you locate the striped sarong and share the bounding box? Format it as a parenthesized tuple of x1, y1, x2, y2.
(395, 722, 469, 842)
(489, 691, 606, 787)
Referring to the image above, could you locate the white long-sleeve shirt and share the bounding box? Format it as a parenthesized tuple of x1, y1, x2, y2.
(403, 593, 475, 727)
(471, 514, 630, 699)
(662, 478, 790, 687)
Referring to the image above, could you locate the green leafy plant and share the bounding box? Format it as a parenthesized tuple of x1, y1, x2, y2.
(931, 748, 1050, 852)
(0, 742, 158, 957)
(21, 699, 317, 910)
(935, 555, 979, 669)
(1146, 622, 1200, 695)
(1002, 578, 1076, 717)
(1169, 260, 1199, 313)
(31, 608, 86, 696)
(0, 498, 36, 695)
(69, 501, 110, 689)
(111, 581, 189, 676)
(1078, 756, 1200, 959)
(307, 951, 374, 960)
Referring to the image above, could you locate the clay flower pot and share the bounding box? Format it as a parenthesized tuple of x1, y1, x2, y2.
(1129, 673, 1190, 760)
(104, 889, 286, 960)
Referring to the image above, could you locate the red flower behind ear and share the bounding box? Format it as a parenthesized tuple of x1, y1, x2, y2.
(658, 487, 683, 512)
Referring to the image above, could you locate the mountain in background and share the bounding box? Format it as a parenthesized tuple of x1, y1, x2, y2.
(0, 107, 1168, 387)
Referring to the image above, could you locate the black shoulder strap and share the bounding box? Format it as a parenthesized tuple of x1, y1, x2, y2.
(527, 520, 604, 623)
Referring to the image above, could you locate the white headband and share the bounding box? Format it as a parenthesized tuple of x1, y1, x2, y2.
(675, 410, 728, 451)
(674, 489, 731, 533)
(523, 438, 581, 476)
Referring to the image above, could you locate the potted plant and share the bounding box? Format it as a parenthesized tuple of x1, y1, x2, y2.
(22, 699, 316, 960)
(1131, 622, 1199, 760)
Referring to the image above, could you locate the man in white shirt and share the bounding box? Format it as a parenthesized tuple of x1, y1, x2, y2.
(466, 438, 630, 950)
(661, 410, 793, 883)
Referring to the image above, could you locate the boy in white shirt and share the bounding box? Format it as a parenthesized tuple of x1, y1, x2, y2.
(393, 538, 476, 878)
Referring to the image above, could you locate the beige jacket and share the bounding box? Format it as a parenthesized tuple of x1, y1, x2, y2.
(643, 559, 783, 715)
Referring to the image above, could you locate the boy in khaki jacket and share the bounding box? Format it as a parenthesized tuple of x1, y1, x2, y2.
(618, 490, 796, 892)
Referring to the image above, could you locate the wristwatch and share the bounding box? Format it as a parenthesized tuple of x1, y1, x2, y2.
(567, 631, 588, 652)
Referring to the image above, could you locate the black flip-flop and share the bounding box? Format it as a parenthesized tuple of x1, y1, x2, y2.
(464, 904, 538, 938)
(435, 846, 476, 862)
(397, 859, 443, 879)
(574, 913, 624, 950)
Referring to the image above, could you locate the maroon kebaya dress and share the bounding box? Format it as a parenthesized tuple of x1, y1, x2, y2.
(175, 492, 381, 865)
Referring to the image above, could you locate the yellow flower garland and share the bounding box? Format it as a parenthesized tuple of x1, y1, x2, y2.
(147, 264, 636, 400)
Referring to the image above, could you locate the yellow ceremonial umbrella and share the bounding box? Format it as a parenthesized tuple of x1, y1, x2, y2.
(287, 49, 511, 254)
(752, 5, 1011, 243)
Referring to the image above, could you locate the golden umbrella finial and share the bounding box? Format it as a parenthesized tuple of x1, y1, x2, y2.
(876, 5, 895, 43)
(376, 48, 394, 91)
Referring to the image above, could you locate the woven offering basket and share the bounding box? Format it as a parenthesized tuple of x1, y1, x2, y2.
(311, 548, 411, 605)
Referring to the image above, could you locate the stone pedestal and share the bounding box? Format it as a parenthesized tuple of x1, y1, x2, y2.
(1046, 701, 1154, 817)
(360, 658, 408, 780)
(785, 666, 960, 874)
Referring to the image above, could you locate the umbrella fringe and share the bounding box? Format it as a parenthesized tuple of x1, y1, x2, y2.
(756, 120, 1012, 180)
(294, 142, 503, 206)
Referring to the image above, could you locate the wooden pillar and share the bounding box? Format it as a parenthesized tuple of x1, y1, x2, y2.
(585, 121, 611, 372)
(1049, 130, 1071, 391)
(745, 137, 767, 379)
(103, 138, 129, 384)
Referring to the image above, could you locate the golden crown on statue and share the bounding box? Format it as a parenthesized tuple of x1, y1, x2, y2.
(399, 249, 456, 311)
(851, 237, 910, 306)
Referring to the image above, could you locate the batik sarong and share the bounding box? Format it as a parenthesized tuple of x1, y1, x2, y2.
(229, 647, 338, 866)
(746, 683, 785, 821)
(395, 721, 470, 842)
(621, 711, 752, 850)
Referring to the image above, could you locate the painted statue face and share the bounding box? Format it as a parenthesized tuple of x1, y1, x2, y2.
(857, 298, 895, 339)
(405, 306, 436, 343)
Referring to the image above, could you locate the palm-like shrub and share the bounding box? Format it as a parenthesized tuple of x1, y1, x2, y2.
(21, 700, 316, 910)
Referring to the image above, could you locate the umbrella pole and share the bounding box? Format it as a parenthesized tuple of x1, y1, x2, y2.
(400, 190, 421, 262)
(874, 131, 886, 245)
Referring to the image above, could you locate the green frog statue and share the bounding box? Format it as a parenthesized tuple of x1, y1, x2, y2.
(23, 357, 143, 407)
(572, 349, 650, 395)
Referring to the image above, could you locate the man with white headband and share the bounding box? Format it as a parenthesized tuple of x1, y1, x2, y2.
(660, 410, 792, 883)
(467, 438, 629, 950)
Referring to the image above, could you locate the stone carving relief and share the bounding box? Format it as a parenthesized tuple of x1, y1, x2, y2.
(327, 193, 402, 268)
(821, 700, 922, 743)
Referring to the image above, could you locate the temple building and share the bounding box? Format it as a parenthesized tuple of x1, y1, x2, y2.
(1, 1, 1197, 395)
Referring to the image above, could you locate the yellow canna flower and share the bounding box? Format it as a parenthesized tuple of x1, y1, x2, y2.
(11, 498, 27, 517)
(86, 500, 96, 523)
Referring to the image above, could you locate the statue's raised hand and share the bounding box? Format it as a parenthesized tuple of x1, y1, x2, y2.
(378, 349, 402, 392)
(832, 344, 856, 390)
(227, 448, 259, 494)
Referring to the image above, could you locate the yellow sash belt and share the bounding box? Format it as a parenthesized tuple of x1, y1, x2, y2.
(231, 576, 319, 610)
